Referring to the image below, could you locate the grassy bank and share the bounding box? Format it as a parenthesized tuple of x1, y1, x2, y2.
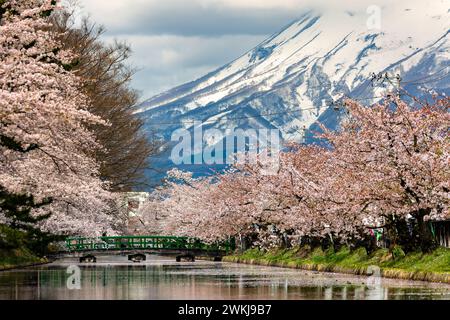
(223, 246, 450, 283)
(0, 248, 47, 271)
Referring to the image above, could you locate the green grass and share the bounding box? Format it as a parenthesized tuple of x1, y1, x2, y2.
(229, 245, 450, 275)
(0, 248, 46, 271)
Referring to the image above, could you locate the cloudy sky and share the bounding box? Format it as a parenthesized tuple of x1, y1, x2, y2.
(74, 0, 412, 102)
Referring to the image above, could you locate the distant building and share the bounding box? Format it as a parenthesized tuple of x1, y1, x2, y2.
(119, 192, 149, 235)
(121, 192, 149, 217)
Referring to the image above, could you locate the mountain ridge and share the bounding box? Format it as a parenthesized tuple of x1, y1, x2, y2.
(135, 2, 449, 185)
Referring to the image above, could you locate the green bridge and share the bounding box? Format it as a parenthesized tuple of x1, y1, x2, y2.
(65, 235, 235, 255)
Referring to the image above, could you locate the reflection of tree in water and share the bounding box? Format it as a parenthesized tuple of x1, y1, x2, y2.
(0, 259, 449, 300)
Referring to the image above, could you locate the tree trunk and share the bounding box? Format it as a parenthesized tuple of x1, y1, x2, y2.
(394, 218, 414, 252)
(237, 234, 252, 253)
(415, 208, 437, 252)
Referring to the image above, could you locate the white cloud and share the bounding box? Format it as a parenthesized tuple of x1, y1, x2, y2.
(102, 34, 265, 99)
(72, 0, 446, 100)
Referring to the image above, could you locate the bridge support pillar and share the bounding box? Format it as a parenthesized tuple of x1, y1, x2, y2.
(128, 253, 146, 262)
(79, 254, 96, 263)
(176, 254, 195, 262)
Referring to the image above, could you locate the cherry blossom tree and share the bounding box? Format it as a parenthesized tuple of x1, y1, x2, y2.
(141, 96, 449, 252)
(321, 97, 449, 251)
(0, 0, 117, 237)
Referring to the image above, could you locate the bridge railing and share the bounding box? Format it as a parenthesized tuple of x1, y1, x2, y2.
(65, 235, 235, 253)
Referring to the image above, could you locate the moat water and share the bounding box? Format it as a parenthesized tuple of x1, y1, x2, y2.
(0, 255, 449, 300)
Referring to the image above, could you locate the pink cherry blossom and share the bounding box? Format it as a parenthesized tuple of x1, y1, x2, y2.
(1, 0, 116, 236)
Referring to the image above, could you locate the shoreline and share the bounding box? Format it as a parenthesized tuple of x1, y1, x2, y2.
(223, 247, 450, 284)
(223, 256, 450, 284)
(0, 247, 52, 272)
(3, 252, 448, 284)
(0, 259, 51, 272)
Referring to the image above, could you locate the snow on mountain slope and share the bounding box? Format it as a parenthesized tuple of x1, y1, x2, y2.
(135, 1, 449, 182)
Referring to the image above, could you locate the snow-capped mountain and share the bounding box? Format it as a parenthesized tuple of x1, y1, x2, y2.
(135, 1, 449, 184)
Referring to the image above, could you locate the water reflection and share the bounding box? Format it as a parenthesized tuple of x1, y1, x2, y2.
(0, 255, 448, 300)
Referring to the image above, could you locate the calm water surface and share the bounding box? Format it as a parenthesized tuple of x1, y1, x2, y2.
(0, 255, 449, 300)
